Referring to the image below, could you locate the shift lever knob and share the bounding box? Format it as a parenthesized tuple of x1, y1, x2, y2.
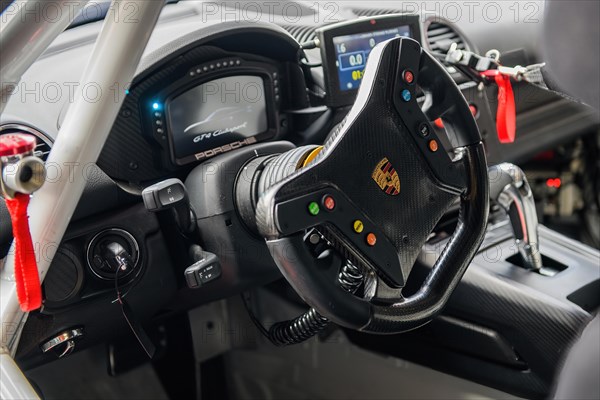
(488, 163, 543, 271)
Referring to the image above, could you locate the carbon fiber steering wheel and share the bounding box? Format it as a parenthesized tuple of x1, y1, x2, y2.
(254, 37, 489, 333)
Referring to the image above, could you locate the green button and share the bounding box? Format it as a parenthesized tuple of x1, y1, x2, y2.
(308, 202, 320, 216)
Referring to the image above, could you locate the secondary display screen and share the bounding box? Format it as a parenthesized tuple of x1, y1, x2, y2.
(332, 26, 411, 91)
(168, 75, 268, 160)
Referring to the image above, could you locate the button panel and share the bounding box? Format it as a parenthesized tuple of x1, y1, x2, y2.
(275, 187, 404, 287)
(392, 39, 466, 191)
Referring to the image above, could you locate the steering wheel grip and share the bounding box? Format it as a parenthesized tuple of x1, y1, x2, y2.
(256, 38, 489, 334)
(366, 143, 488, 332)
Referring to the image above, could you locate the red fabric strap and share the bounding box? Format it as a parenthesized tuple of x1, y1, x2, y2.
(482, 70, 517, 144)
(5, 193, 42, 311)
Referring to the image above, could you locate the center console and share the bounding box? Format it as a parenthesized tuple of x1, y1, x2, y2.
(346, 216, 599, 398)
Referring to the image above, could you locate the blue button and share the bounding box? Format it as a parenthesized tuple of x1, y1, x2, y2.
(401, 89, 412, 102)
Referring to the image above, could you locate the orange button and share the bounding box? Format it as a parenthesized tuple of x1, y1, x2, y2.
(428, 140, 439, 152)
(366, 233, 377, 246)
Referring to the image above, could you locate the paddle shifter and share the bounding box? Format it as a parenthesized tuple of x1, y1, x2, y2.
(488, 163, 543, 271)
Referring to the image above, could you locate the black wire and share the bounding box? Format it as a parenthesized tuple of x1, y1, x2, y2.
(112, 264, 134, 303)
(114, 263, 124, 302)
(114, 263, 154, 358)
(240, 291, 271, 339)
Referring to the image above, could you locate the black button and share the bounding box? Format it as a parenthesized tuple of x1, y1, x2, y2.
(158, 184, 185, 207)
(418, 123, 430, 137)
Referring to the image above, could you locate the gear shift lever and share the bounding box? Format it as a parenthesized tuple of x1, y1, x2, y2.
(488, 163, 543, 271)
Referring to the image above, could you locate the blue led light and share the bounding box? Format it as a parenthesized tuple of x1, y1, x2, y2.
(125, 89, 130, 95)
(152, 102, 160, 110)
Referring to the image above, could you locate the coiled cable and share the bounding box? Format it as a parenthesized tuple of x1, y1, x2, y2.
(243, 259, 364, 347)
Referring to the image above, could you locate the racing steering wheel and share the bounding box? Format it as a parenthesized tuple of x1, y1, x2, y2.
(254, 37, 489, 334)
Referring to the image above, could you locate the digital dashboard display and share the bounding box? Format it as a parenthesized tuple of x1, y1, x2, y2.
(332, 26, 411, 91)
(168, 75, 268, 160)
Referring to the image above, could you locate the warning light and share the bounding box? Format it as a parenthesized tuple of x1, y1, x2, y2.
(370, 19, 377, 25)
(546, 178, 562, 188)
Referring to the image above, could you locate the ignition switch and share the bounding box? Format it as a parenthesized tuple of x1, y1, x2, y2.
(86, 229, 140, 280)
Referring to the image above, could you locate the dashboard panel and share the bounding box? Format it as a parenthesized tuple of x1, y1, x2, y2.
(317, 14, 422, 107)
(146, 57, 279, 166)
(95, 23, 304, 183)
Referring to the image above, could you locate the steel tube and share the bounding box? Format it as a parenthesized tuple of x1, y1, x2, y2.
(0, 0, 165, 355)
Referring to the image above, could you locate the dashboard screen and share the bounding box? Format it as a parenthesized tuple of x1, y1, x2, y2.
(333, 26, 411, 91)
(168, 75, 268, 160)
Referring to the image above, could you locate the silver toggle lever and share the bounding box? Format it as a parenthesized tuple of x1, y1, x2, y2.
(488, 163, 543, 271)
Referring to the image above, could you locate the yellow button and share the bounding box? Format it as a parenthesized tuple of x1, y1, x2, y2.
(353, 220, 364, 234)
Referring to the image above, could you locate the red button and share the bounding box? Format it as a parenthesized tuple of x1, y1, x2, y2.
(403, 69, 415, 85)
(434, 118, 444, 129)
(469, 104, 478, 118)
(0, 134, 36, 157)
(323, 195, 336, 211)
(366, 233, 377, 246)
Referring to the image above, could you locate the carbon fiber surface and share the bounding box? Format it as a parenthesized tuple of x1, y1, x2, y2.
(256, 38, 489, 333)
(366, 143, 489, 332)
(260, 39, 459, 281)
(98, 46, 230, 182)
(354, 223, 598, 398)
(97, 22, 301, 183)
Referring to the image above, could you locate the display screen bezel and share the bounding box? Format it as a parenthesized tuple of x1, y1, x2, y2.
(161, 67, 278, 166)
(167, 75, 269, 163)
(317, 14, 423, 108)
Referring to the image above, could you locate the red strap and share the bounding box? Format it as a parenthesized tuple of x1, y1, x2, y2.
(5, 193, 42, 311)
(482, 70, 517, 143)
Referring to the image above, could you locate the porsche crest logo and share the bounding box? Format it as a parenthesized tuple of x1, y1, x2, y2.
(372, 158, 400, 196)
